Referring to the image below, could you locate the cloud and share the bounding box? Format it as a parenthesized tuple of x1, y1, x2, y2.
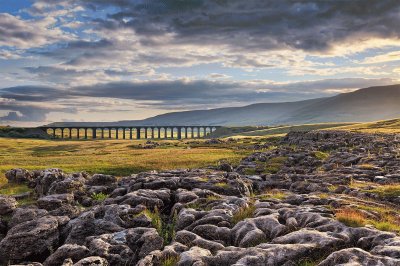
(208, 73, 231, 79)
(360, 51, 400, 64)
(0, 99, 76, 122)
(75, 0, 400, 53)
(0, 78, 395, 106)
(0, 13, 74, 48)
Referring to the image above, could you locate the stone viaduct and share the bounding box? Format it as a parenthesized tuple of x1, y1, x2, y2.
(38, 126, 221, 140)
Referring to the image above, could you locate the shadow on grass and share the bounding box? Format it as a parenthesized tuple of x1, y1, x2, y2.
(31, 144, 81, 155)
(85, 165, 151, 176)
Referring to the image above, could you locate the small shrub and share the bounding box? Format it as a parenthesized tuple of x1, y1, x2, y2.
(314, 151, 329, 160)
(262, 156, 287, 174)
(141, 208, 163, 235)
(215, 182, 230, 188)
(327, 185, 338, 192)
(358, 164, 377, 170)
(206, 195, 221, 201)
(161, 255, 180, 266)
(269, 156, 287, 164)
(139, 208, 177, 245)
(258, 190, 287, 200)
(0, 184, 31, 195)
(91, 192, 108, 201)
(317, 193, 329, 199)
(243, 168, 257, 175)
(186, 201, 213, 211)
(297, 259, 318, 266)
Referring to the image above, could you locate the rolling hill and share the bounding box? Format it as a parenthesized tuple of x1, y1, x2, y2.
(47, 84, 400, 127)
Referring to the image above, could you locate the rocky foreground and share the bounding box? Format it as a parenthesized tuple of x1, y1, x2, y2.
(1, 131, 400, 265)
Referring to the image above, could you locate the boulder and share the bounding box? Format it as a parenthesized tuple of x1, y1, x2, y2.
(319, 247, 400, 266)
(5, 168, 33, 184)
(126, 227, 164, 260)
(178, 246, 210, 265)
(0, 215, 65, 264)
(9, 208, 48, 228)
(85, 231, 135, 265)
(43, 244, 89, 266)
(0, 196, 17, 215)
(37, 194, 75, 211)
(87, 174, 116, 186)
(34, 169, 65, 196)
(73, 257, 108, 266)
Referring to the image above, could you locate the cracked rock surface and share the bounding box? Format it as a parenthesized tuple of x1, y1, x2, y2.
(1, 131, 400, 265)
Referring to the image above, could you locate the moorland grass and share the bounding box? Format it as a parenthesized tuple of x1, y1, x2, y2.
(362, 184, 400, 197)
(232, 203, 256, 224)
(0, 137, 249, 186)
(335, 208, 367, 227)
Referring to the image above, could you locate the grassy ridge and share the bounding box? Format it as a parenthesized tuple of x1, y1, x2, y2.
(234, 123, 355, 137)
(332, 118, 400, 134)
(0, 138, 249, 186)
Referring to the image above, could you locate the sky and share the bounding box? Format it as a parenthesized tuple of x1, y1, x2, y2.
(0, 0, 400, 126)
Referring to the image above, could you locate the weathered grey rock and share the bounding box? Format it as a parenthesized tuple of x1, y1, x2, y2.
(85, 231, 135, 265)
(178, 246, 210, 266)
(175, 230, 225, 254)
(271, 228, 345, 250)
(219, 163, 234, 172)
(192, 224, 231, 246)
(372, 245, 400, 258)
(319, 247, 400, 266)
(34, 168, 65, 196)
(48, 177, 86, 195)
(126, 227, 164, 260)
(37, 193, 74, 211)
(87, 174, 116, 186)
(43, 244, 89, 266)
(231, 214, 287, 247)
(5, 168, 33, 184)
(0, 215, 64, 264)
(73, 257, 108, 266)
(64, 209, 124, 245)
(0, 195, 17, 215)
(9, 208, 48, 228)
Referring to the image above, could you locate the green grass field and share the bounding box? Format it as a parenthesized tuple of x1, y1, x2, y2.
(0, 138, 250, 186)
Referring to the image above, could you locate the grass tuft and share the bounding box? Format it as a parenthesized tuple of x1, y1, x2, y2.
(258, 190, 288, 200)
(161, 255, 180, 266)
(232, 203, 256, 224)
(314, 151, 330, 161)
(0, 183, 31, 195)
(363, 184, 400, 198)
(335, 208, 367, 227)
(139, 208, 177, 245)
(214, 182, 230, 188)
(91, 192, 108, 201)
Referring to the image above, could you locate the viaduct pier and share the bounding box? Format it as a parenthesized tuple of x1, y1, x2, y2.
(38, 126, 222, 140)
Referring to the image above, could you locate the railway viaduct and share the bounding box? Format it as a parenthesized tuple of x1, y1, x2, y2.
(38, 126, 222, 140)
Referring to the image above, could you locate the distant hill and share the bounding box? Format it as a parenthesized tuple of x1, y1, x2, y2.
(47, 84, 400, 127)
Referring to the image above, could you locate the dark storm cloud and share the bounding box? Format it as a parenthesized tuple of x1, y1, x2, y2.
(34, 39, 113, 61)
(0, 77, 395, 121)
(0, 86, 68, 102)
(1, 77, 393, 107)
(0, 101, 75, 122)
(72, 0, 400, 52)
